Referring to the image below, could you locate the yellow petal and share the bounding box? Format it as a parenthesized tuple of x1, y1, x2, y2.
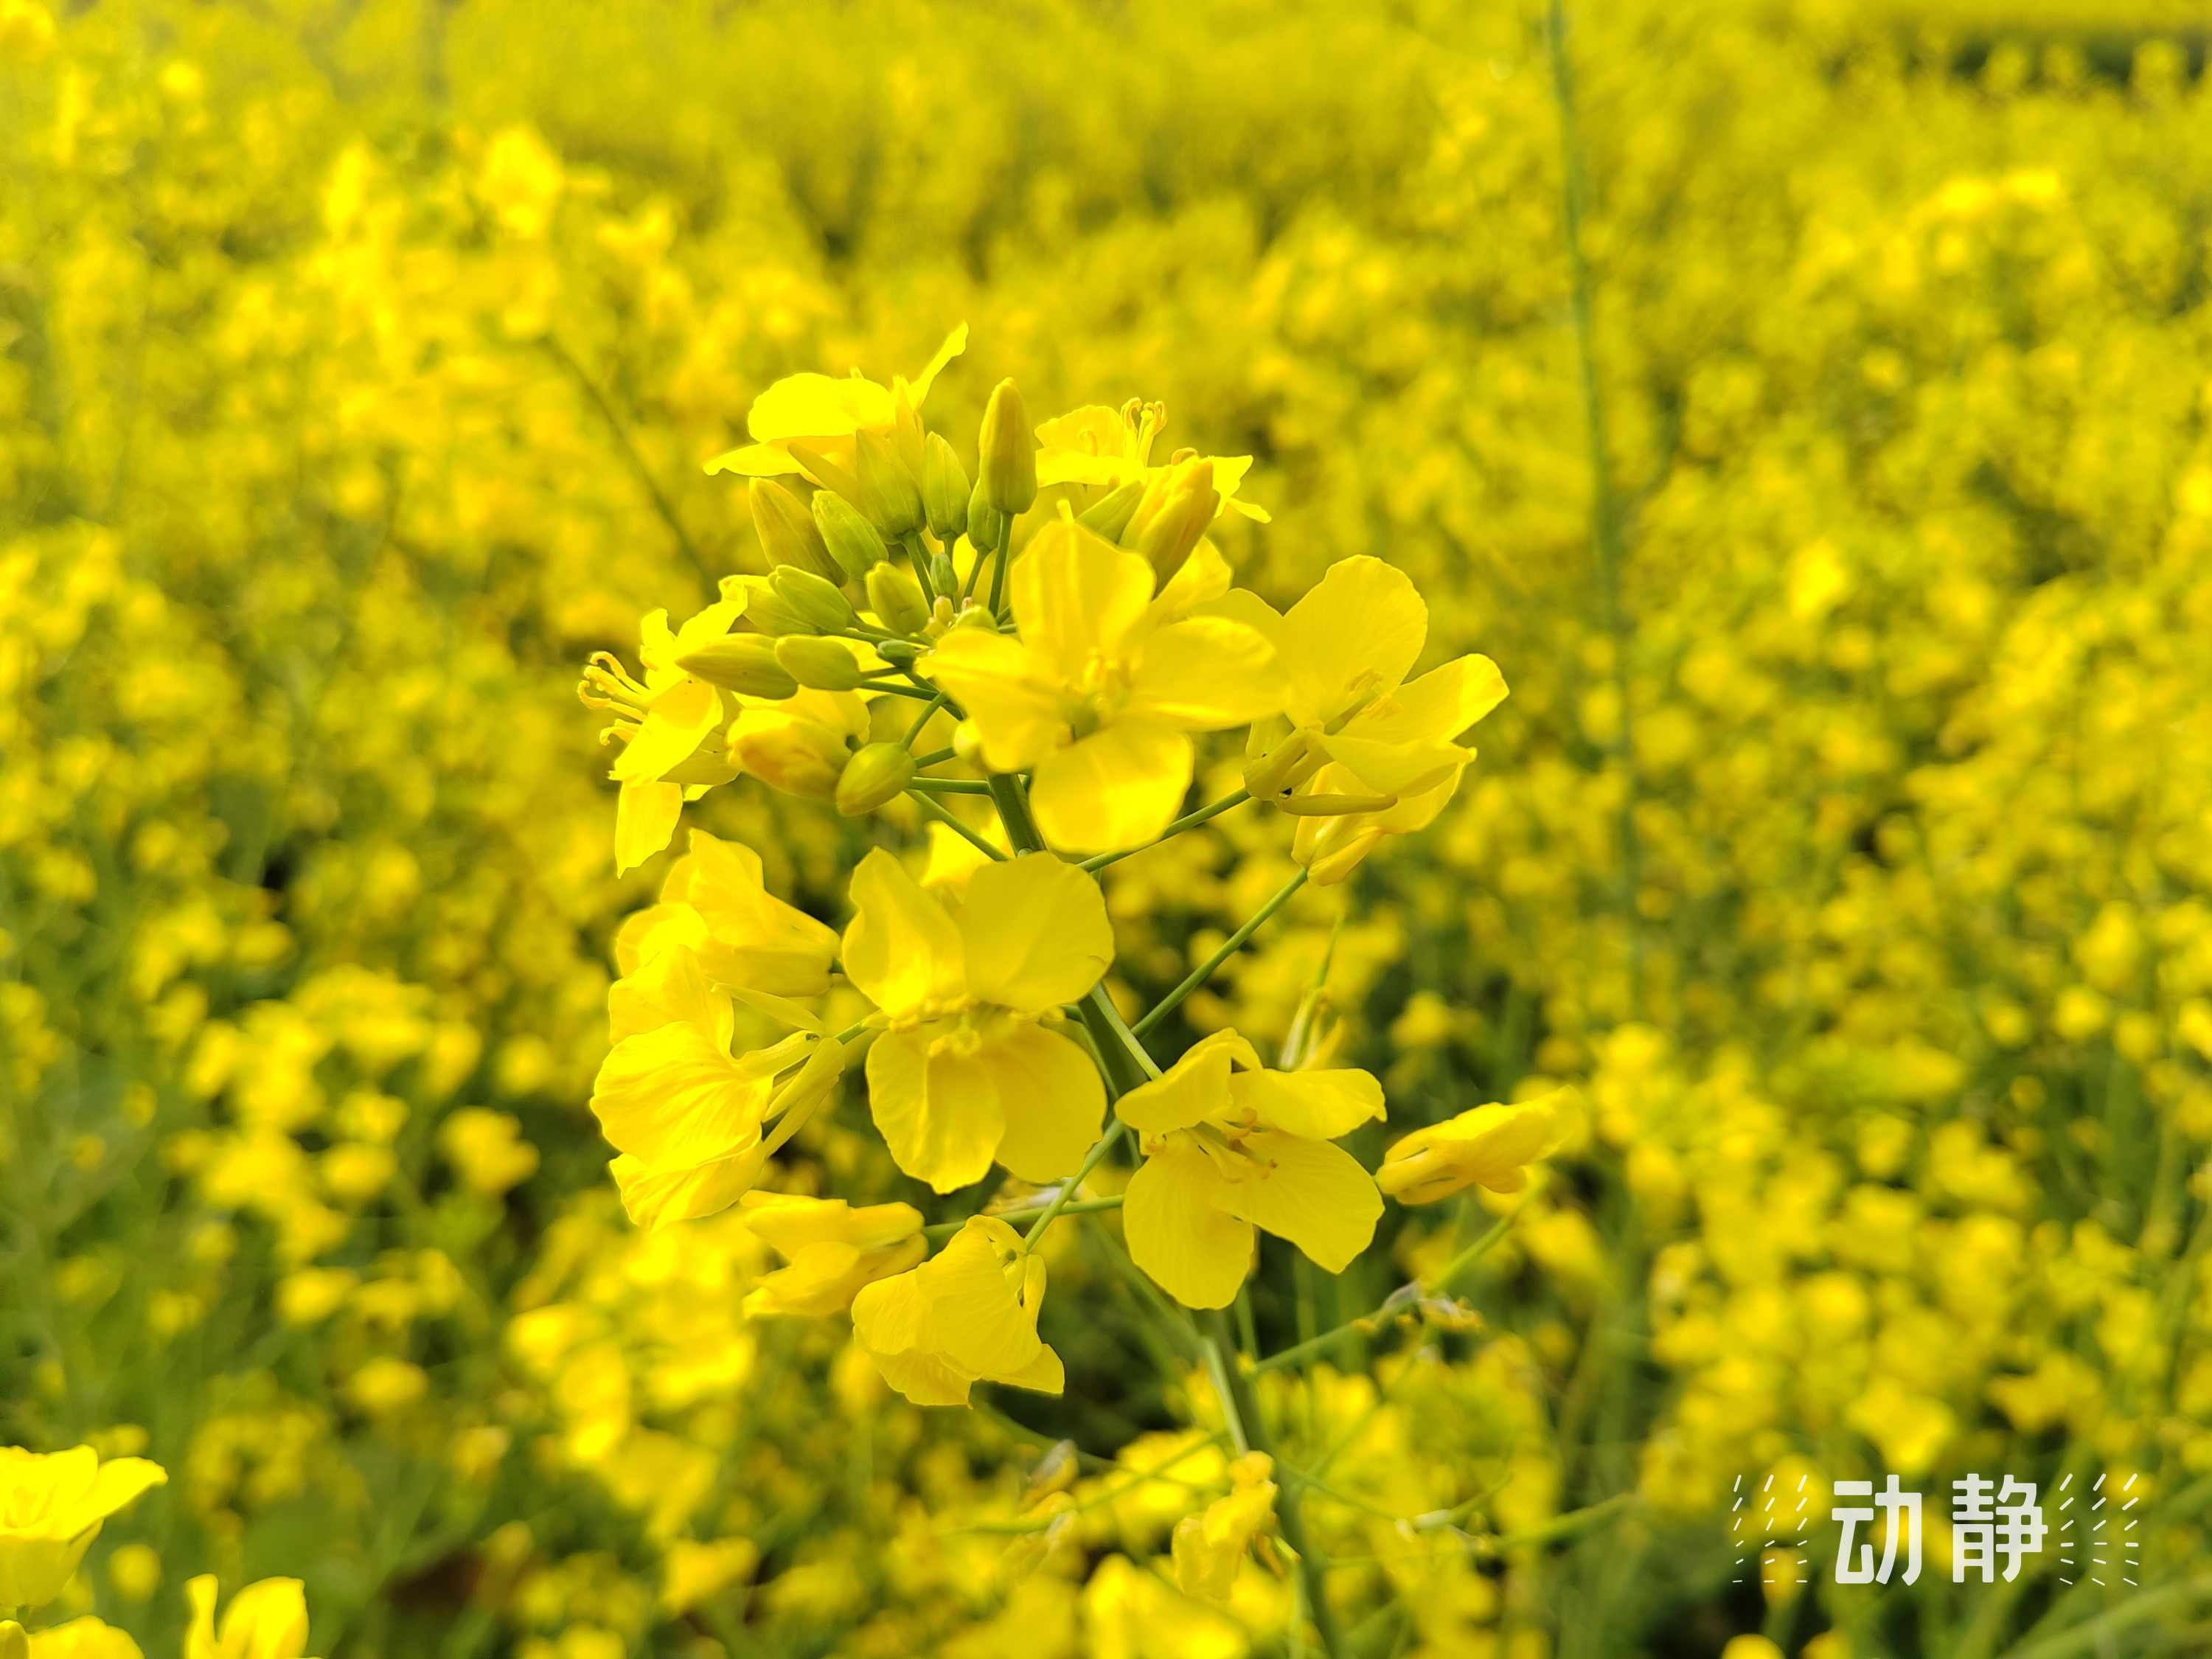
(1144, 538, 1234, 627)
(1316, 733, 1466, 798)
(866, 1344, 979, 1407)
(919, 1218, 1046, 1377)
(1278, 556, 1427, 724)
(608, 945, 725, 1043)
(78, 1458, 167, 1530)
(915, 631, 1067, 773)
(921, 820, 997, 894)
(997, 1343, 1067, 1396)
(908, 322, 968, 403)
(591, 1022, 799, 1166)
(614, 781, 684, 874)
(612, 900, 709, 977)
(842, 847, 967, 1015)
(740, 1192, 924, 1256)
(1228, 1068, 1385, 1141)
(1030, 721, 1192, 852)
(683, 829, 840, 997)
(1357, 653, 1507, 745)
(703, 441, 807, 478)
(1010, 520, 1155, 681)
(215, 1578, 311, 1659)
(747, 372, 892, 441)
(960, 855, 1114, 1012)
(849, 1256, 935, 1357)
(27, 1617, 147, 1659)
(984, 1024, 1106, 1184)
(1123, 616, 1286, 730)
(613, 678, 722, 782)
(1115, 1032, 1253, 1137)
(1211, 1130, 1380, 1273)
(866, 1026, 1006, 1192)
(1123, 1136, 1255, 1309)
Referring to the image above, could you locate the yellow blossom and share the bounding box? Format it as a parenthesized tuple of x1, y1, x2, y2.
(1118, 1029, 1385, 1308)
(184, 1576, 315, 1659)
(844, 849, 1111, 1192)
(589, 945, 844, 1228)
(612, 829, 839, 999)
(1170, 1453, 1277, 1602)
(739, 1192, 927, 1317)
(849, 1216, 1063, 1405)
(18, 1619, 143, 1659)
(0, 1447, 167, 1610)
(1375, 1090, 1574, 1206)
(726, 688, 872, 802)
(920, 519, 1283, 851)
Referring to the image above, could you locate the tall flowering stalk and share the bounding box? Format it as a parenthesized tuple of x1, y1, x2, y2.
(577, 334, 1563, 1654)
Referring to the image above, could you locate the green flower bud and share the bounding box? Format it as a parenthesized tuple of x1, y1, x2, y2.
(976, 378, 1037, 515)
(748, 477, 840, 582)
(875, 638, 922, 668)
(676, 633, 799, 699)
(922, 433, 972, 543)
(768, 563, 858, 632)
(866, 563, 932, 635)
(835, 742, 917, 817)
(967, 478, 1006, 555)
(773, 634, 868, 692)
(1123, 456, 1219, 576)
(929, 549, 958, 597)
(1076, 477, 1146, 543)
(855, 431, 925, 538)
(728, 574, 815, 638)
(813, 488, 890, 580)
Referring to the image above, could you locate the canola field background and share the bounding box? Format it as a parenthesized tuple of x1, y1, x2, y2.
(8, 1, 2212, 1655)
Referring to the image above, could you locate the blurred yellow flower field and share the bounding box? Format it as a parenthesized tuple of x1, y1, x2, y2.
(6, 1, 2212, 1655)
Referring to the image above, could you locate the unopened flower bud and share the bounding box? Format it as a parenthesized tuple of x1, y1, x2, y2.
(835, 742, 917, 816)
(866, 563, 931, 635)
(728, 574, 815, 637)
(1123, 456, 1218, 575)
(768, 564, 858, 632)
(929, 549, 959, 597)
(813, 488, 890, 580)
(1076, 477, 1146, 543)
(749, 478, 841, 582)
(774, 635, 867, 692)
(922, 433, 972, 543)
(976, 378, 1037, 515)
(856, 431, 925, 538)
(951, 604, 998, 633)
(876, 639, 922, 669)
(676, 633, 799, 699)
(967, 479, 1006, 554)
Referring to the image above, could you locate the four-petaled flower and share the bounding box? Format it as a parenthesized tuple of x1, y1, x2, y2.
(850, 1215, 1063, 1405)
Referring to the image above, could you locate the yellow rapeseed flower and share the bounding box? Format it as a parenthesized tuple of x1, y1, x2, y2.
(1170, 1452, 1277, 1602)
(739, 1192, 927, 1318)
(844, 849, 1110, 1191)
(1375, 1090, 1574, 1206)
(0, 1447, 167, 1610)
(13, 1618, 143, 1659)
(849, 1216, 1062, 1406)
(727, 688, 873, 803)
(1117, 1029, 1385, 1308)
(184, 1575, 316, 1659)
(613, 829, 840, 999)
(920, 519, 1283, 852)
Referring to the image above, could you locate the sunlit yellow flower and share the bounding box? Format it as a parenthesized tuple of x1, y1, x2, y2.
(590, 945, 844, 1228)
(1222, 555, 1506, 883)
(849, 1216, 1063, 1405)
(1375, 1090, 1574, 1206)
(613, 828, 839, 999)
(919, 519, 1283, 851)
(728, 688, 872, 802)
(1170, 1452, 1276, 1601)
(844, 849, 1110, 1191)
(704, 325, 967, 501)
(184, 1575, 316, 1659)
(1034, 400, 1270, 572)
(17, 1618, 143, 1659)
(740, 1192, 927, 1317)
(578, 601, 745, 872)
(1117, 1029, 1385, 1308)
(0, 1447, 167, 1610)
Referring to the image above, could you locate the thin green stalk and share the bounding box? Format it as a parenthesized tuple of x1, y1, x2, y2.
(1020, 1126, 1128, 1246)
(905, 532, 939, 607)
(905, 777, 995, 795)
(923, 1192, 1123, 1242)
(864, 680, 940, 701)
(1545, 0, 1642, 1018)
(1080, 788, 1252, 872)
(1206, 1309, 1349, 1659)
(906, 790, 1005, 860)
(543, 335, 714, 590)
(911, 745, 957, 768)
(1132, 869, 1309, 1039)
(989, 512, 1015, 615)
(1255, 1211, 1512, 1374)
(899, 690, 947, 750)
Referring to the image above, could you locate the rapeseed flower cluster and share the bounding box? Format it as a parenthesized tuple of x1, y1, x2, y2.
(10, 0, 2212, 1655)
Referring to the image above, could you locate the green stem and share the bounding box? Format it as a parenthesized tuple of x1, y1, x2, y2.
(1081, 787, 1252, 872)
(905, 790, 1005, 860)
(899, 691, 947, 751)
(987, 773, 1046, 853)
(1546, 0, 1642, 1018)
(911, 746, 957, 768)
(904, 777, 995, 795)
(922, 1192, 1123, 1242)
(1206, 1309, 1349, 1659)
(989, 509, 1015, 616)
(1254, 1211, 1512, 1374)
(1132, 869, 1309, 1039)
(904, 532, 939, 607)
(1020, 1127, 1128, 1246)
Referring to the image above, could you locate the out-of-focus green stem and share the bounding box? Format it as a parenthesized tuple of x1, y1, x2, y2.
(1132, 869, 1307, 1039)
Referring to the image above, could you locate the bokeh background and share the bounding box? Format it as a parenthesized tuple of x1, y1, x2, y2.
(7, 1, 2212, 1654)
